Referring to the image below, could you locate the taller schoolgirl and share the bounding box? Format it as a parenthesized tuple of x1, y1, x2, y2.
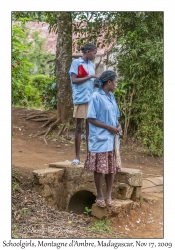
(84, 70, 122, 208)
(69, 43, 99, 165)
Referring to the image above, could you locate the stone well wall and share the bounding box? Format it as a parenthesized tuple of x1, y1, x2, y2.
(33, 161, 142, 214)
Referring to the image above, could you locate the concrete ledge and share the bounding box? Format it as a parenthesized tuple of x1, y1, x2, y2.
(49, 160, 84, 169)
(49, 162, 142, 186)
(115, 168, 142, 187)
(33, 168, 64, 185)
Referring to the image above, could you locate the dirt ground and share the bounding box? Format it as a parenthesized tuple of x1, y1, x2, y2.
(12, 107, 164, 239)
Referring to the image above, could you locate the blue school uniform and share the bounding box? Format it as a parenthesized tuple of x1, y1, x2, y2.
(87, 88, 120, 153)
(68, 57, 95, 105)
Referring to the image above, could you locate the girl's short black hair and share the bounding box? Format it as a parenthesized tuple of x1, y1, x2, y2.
(77, 43, 97, 54)
(99, 70, 117, 87)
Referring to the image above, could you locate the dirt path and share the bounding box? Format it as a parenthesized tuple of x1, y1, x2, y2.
(12, 107, 164, 238)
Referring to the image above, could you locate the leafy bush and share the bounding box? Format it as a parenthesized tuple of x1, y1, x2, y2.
(29, 74, 53, 92)
(24, 84, 42, 107)
(42, 80, 58, 109)
(28, 74, 58, 109)
(112, 12, 163, 156)
(138, 121, 163, 156)
(21, 28, 55, 75)
(12, 23, 33, 105)
(12, 21, 56, 109)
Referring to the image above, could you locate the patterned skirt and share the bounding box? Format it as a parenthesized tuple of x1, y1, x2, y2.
(84, 149, 122, 174)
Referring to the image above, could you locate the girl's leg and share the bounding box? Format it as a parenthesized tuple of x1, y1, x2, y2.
(74, 118, 84, 161)
(85, 119, 89, 152)
(94, 171, 104, 200)
(105, 173, 114, 200)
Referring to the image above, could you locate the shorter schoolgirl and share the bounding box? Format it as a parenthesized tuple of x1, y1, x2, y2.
(84, 70, 122, 208)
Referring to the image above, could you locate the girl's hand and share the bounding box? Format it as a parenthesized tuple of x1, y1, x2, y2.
(108, 126, 119, 135)
(90, 74, 99, 79)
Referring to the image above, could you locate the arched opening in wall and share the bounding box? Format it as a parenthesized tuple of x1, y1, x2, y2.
(68, 190, 96, 215)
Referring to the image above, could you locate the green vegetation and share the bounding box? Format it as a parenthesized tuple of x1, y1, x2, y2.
(12, 169, 21, 238)
(84, 206, 92, 215)
(113, 12, 163, 156)
(12, 21, 56, 109)
(12, 169, 21, 194)
(88, 219, 112, 233)
(12, 224, 19, 238)
(20, 207, 30, 217)
(28, 75, 58, 109)
(12, 23, 33, 106)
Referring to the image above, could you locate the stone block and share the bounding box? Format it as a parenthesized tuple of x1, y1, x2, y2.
(33, 168, 64, 185)
(131, 187, 142, 201)
(91, 199, 134, 219)
(115, 168, 142, 187)
(117, 183, 134, 199)
(42, 184, 51, 197)
(34, 184, 43, 195)
(111, 183, 119, 198)
(65, 167, 83, 181)
(81, 170, 94, 182)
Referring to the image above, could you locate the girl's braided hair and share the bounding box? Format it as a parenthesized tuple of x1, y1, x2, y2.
(99, 70, 117, 87)
(77, 43, 97, 54)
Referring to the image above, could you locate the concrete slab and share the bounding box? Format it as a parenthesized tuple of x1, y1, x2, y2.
(33, 168, 64, 185)
(33, 168, 64, 174)
(49, 160, 84, 169)
(142, 177, 163, 193)
(49, 162, 142, 177)
(91, 199, 136, 219)
(143, 177, 163, 187)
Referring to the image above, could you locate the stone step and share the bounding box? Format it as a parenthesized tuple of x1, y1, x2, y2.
(91, 199, 139, 220)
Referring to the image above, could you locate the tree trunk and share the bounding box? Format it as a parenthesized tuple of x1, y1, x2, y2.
(56, 12, 73, 122)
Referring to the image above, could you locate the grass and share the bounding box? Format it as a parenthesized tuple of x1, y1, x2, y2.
(139, 196, 143, 203)
(12, 168, 21, 194)
(88, 219, 112, 233)
(12, 103, 46, 111)
(48, 131, 56, 138)
(20, 207, 30, 217)
(12, 224, 19, 238)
